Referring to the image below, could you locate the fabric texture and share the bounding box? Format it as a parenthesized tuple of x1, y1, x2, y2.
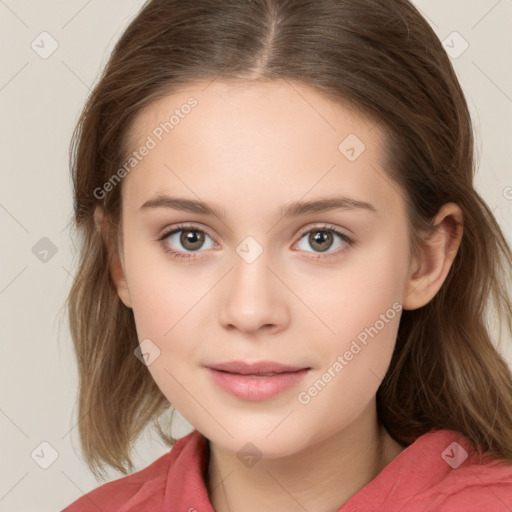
(62, 428, 512, 511)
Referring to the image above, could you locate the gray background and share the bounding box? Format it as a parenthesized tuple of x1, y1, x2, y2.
(0, 1, 511, 510)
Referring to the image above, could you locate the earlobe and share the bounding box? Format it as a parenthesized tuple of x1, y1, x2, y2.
(94, 206, 132, 309)
(403, 202, 463, 311)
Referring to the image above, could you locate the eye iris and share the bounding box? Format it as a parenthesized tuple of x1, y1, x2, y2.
(309, 230, 333, 252)
(180, 230, 205, 251)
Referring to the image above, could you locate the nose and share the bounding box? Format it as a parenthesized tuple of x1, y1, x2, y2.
(218, 250, 290, 335)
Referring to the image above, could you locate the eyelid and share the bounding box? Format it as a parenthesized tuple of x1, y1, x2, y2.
(158, 222, 353, 241)
(296, 222, 353, 241)
(157, 222, 217, 242)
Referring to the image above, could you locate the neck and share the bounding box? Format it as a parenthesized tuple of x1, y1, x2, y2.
(206, 399, 404, 512)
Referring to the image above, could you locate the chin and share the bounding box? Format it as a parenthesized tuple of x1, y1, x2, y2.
(195, 412, 318, 459)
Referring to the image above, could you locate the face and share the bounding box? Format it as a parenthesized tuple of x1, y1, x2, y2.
(112, 79, 415, 457)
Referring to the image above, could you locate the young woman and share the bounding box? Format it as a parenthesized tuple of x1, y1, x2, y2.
(63, 1, 512, 510)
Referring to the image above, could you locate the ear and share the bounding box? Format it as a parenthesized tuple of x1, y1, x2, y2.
(94, 206, 132, 309)
(403, 202, 463, 311)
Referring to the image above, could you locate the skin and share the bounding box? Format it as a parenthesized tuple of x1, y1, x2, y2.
(96, 79, 463, 511)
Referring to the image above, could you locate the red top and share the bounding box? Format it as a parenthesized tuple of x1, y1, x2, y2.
(63, 428, 512, 511)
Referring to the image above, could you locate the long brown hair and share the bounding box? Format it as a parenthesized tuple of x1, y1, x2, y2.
(65, 0, 512, 479)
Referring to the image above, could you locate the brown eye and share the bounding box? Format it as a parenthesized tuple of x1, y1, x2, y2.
(159, 225, 216, 257)
(308, 230, 334, 252)
(296, 225, 354, 258)
(179, 229, 206, 251)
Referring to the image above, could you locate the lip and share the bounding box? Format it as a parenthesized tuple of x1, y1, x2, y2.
(206, 360, 307, 375)
(205, 361, 311, 401)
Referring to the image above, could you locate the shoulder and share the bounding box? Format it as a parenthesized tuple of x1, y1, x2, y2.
(427, 446, 512, 511)
(406, 429, 512, 511)
(343, 428, 512, 512)
(62, 430, 202, 512)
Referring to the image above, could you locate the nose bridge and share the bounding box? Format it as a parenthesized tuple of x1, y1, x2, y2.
(219, 238, 289, 332)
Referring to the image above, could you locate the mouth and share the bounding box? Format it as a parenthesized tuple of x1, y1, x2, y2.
(204, 361, 311, 401)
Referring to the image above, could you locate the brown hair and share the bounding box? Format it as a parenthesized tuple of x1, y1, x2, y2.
(65, 0, 512, 479)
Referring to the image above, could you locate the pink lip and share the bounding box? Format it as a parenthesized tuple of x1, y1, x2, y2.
(205, 361, 311, 401)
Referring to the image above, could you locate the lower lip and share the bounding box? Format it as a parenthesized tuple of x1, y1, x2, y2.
(206, 367, 310, 401)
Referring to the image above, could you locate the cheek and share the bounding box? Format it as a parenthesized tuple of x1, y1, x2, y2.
(123, 250, 208, 418)
(123, 242, 213, 390)
(123, 237, 202, 338)
(306, 231, 408, 348)
(295, 284, 403, 440)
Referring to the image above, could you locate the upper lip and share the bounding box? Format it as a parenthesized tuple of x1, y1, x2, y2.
(205, 361, 309, 375)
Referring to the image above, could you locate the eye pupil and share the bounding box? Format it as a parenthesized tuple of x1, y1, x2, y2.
(180, 230, 205, 251)
(309, 231, 333, 252)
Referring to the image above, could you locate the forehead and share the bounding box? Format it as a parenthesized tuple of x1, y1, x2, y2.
(128, 78, 378, 149)
(121, 79, 401, 220)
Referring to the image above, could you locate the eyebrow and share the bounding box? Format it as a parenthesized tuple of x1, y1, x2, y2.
(138, 194, 377, 218)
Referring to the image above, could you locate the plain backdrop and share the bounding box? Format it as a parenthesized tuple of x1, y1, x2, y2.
(0, 1, 511, 510)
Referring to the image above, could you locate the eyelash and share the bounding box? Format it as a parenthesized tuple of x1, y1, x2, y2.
(157, 223, 355, 262)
